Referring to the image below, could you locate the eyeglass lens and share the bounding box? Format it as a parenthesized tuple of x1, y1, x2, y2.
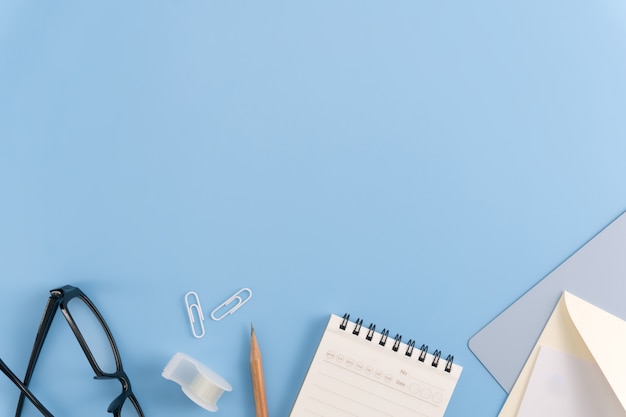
(66, 297, 118, 374)
(119, 396, 143, 417)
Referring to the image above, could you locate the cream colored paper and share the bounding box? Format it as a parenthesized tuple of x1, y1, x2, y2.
(516, 345, 625, 417)
(498, 291, 626, 417)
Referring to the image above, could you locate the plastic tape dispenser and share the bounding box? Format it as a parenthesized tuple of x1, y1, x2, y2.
(162, 352, 232, 412)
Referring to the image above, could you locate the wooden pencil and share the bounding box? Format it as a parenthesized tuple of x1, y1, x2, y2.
(250, 324, 269, 417)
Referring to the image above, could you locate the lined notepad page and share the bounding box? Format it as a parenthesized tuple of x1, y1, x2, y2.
(289, 314, 462, 417)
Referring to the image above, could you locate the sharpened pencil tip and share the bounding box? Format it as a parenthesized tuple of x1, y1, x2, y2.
(251, 322, 254, 335)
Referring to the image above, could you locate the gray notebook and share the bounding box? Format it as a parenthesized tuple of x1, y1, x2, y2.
(468, 210, 626, 393)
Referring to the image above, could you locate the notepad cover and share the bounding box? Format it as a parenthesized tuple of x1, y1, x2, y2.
(289, 314, 462, 417)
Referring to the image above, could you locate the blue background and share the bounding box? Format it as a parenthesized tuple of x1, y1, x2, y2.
(2, 1, 626, 416)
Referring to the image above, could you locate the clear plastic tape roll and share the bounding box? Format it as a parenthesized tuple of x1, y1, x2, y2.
(162, 352, 232, 412)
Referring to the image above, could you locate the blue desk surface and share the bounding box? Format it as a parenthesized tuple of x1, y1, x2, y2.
(2, 1, 626, 416)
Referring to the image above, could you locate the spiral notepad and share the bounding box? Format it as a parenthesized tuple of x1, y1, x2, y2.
(289, 314, 462, 417)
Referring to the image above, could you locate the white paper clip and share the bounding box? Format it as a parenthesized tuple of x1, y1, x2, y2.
(185, 291, 205, 338)
(210, 287, 253, 321)
(162, 352, 232, 412)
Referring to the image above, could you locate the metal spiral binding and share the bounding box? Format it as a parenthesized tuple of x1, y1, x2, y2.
(432, 350, 442, 367)
(392, 334, 402, 352)
(379, 329, 389, 346)
(445, 355, 454, 372)
(366, 323, 376, 341)
(338, 313, 455, 373)
(340, 313, 350, 330)
(418, 344, 428, 362)
(405, 339, 415, 357)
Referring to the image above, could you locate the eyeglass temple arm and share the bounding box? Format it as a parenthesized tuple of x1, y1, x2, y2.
(15, 295, 61, 417)
(1, 359, 54, 417)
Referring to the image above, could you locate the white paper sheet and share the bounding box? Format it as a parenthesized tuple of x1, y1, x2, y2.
(289, 314, 462, 417)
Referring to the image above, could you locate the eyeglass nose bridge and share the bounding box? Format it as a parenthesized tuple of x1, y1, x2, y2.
(106, 391, 138, 416)
(103, 375, 141, 416)
(107, 391, 127, 414)
(94, 371, 131, 390)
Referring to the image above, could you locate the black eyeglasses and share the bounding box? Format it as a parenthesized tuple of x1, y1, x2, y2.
(0, 285, 144, 417)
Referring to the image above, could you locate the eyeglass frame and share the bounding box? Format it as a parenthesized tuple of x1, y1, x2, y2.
(1, 285, 144, 417)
